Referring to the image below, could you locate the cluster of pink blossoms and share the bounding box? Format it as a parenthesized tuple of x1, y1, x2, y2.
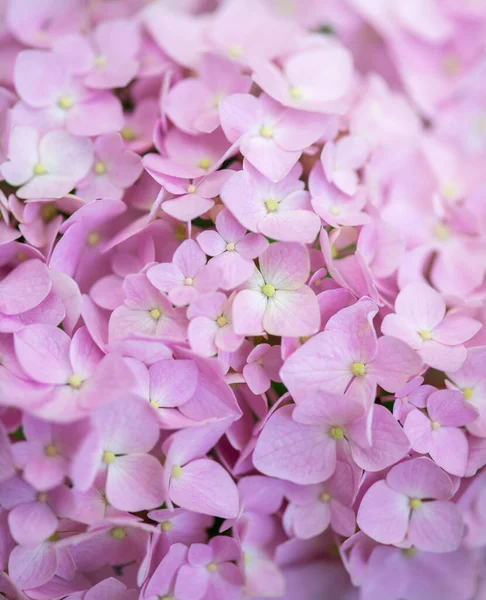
(1, 0, 486, 598)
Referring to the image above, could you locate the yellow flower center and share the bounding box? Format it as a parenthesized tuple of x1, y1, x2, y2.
(94, 54, 107, 68)
(430, 420, 441, 431)
(94, 161, 106, 175)
(171, 465, 183, 479)
(184, 277, 194, 286)
(160, 596, 172, 600)
(187, 184, 197, 194)
(330, 427, 344, 441)
(68, 374, 83, 389)
(289, 86, 302, 100)
(33, 162, 46, 176)
(199, 157, 211, 170)
(121, 126, 136, 141)
(110, 526, 126, 540)
(216, 316, 227, 327)
(225, 242, 236, 251)
(86, 231, 101, 246)
(402, 547, 417, 558)
(265, 199, 279, 212)
(463, 387, 473, 401)
(150, 308, 161, 320)
(207, 562, 218, 572)
(37, 492, 48, 502)
(260, 125, 273, 138)
(228, 46, 242, 58)
(419, 330, 432, 341)
(40, 203, 57, 222)
(409, 498, 422, 510)
(329, 206, 340, 216)
(150, 399, 159, 409)
(103, 451, 116, 464)
(44, 444, 58, 457)
(433, 223, 450, 241)
(57, 95, 74, 110)
(262, 283, 275, 297)
(351, 362, 366, 376)
(161, 521, 173, 532)
(319, 492, 332, 503)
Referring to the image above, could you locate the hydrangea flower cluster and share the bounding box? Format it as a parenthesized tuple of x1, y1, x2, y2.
(1, 0, 486, 598)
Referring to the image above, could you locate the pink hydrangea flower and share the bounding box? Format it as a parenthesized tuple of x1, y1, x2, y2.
(382, 282, 482, 372)
(232, 242, 320, 337)
(253, 392, 409, 484)
(163, 423, 239, 519)
(445, 347, 486, 438)
(281, 298, 422, 410)
(309, 162, 370, 227)
(147, 239, 220, 307)
(143, 128, 233, 180)
(76, 133, 142, 203)
(357, 457, 464, 552)
(283, 460, 357, 539)
(166, 53, 251, 134)
(321, 135, 369, 196)
(14, 325, 133, 422)
(404, 389, 478, 476)
(221, 162, 321, 243)
(176, 537, 244, 600)
(187, 292, 243, 357)
(13, 50, 124, 136)
(108, 273, 188, 343)
(251, 44, 354, 114)
(243, 343, 282, 395)
(219, 93, 329, 182)
(71, 396, 164, 512)
(54, 18, 141, 90)
(1, 126, 93, 199)
(197, 207, 268, 290)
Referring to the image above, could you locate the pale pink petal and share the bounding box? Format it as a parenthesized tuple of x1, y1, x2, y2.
(403, 409, 434, 454)
(395, 283, 445, 330)
(106, 453, 165, 512)
(149, 359, 198, 407)
(253, 405, 335, 484)
(419, 341, 466, 372)
(430, 427, 468, 477)
(432, 315, 482, 345)
(232, 290, 266, 336)
(408, 501, 463, 552)
(386, 457, 453, 500)
(260, 242, 310, 290)
(170, 458, 239, 519)
(357, 480, 409, 545)
(8, 502, 57, 547)
(263, 287, 320, 337)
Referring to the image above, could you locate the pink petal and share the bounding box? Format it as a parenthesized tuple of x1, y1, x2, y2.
(432, 315, 482, 345)
(430, 427, 469, 477)
(253, 405, 336, 484)
(106, 453, 165, 512)
(395, 282, 445, 330)
(403, 409, 434, 454)
(0, 260, 51, 315)
(348, 405, 410, 471)
(8, 543, 57, 590)
(260, 242, 310, 290)
(419, 341, 466, 372)
(357, 480, 409, 545)
(264, 287, 320, 337)
(8, 501, 57, 547)
(149, 359, 198, 407)
(386, 457, 453, 500)
(427, 389, 478, 426)
(408, 500, 463, 552)
(188, 317, 219, 357)
(243, 362, 270, 395)
(232, 290, 266, 336)
(170, 458, 239, 519)
(258, 210, 321, 244)
(370, 335, 423, 393)
(14, 324, 72, 384)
